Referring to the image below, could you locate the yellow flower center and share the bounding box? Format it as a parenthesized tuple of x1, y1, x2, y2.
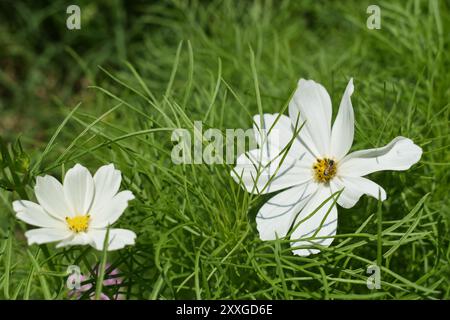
(65, 215, 90, 233)
(313, 158, 337, 183)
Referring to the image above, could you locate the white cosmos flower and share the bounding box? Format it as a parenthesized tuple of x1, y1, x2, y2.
(232, 78, 422, 256)
(13, 164, 136, 251)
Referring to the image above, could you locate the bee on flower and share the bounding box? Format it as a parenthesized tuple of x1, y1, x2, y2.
(232, 78, 422, 256)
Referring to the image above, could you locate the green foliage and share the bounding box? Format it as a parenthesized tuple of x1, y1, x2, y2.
(0, 0, 449, 299)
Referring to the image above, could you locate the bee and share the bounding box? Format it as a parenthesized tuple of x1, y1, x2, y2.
(323, 159, 335, 177)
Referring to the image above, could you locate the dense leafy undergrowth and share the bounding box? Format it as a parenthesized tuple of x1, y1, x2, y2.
(0, 0, 449, 299)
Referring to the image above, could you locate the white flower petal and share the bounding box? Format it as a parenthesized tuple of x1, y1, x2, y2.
(253, 113, 303, 160)
(56, 232, 91, 248)
(88, 229, 136, 251)
(13, 200, 65, 228)
(90, 164, 122, 219)
(63, 164, 95, 216)
(290, 186, 338, 256)
(330, 78, 355, 160)
(35, 175, 72, 220)
(25, 228, 72, 246)
(330, 176, 386, 209)
(339, 137, 422, 177)
(256, 182, 317, 240)
(288, 79, 332, 157)
(231, 147, 314, 194)
(90, 191, 134, 228)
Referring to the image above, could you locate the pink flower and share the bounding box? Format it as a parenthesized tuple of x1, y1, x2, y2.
(68, 263, 125, 300)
